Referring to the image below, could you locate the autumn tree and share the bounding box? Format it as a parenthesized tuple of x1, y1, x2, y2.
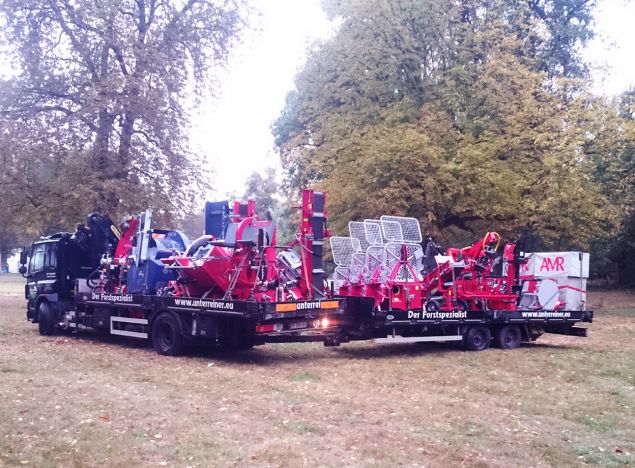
(0, 0, 248, 234)
(243, 167, 279, 217)
(273, 0, 614, 250)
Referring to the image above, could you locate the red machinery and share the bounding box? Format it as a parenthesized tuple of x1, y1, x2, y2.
(90, 190, 329, 305)
(331, 217, 525, 313)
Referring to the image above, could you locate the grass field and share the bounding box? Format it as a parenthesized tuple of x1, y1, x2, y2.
(0, 274, 633, 467)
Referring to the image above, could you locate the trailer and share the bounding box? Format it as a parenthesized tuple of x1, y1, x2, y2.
(19, 189, 593, 355)
(338, 303, 592, 351)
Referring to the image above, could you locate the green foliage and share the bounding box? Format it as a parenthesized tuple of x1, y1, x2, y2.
(0, 0, 248, 242)
(243, 167, 279, 217)
(583, 89, 635, 284)
(274, 0, 615, 253)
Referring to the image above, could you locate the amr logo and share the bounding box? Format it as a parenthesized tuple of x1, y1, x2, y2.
(539, 256, 565, 272)
(521, 255, 566, 273)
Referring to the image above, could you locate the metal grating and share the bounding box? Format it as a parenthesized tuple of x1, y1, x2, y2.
(381, 220, 404, 242)
(349, 221, 370, 251)
(330, 236, 361, 266)
(333, 266, 350, 291)
(380, 216, 422, 243)
(365, 245, 388, 283)
(364, 219, 384, 245)
(349, 252, 367, 283)
(384, 242, 425, 282)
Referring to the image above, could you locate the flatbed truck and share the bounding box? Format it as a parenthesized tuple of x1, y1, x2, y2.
(21, 240, 592, 354)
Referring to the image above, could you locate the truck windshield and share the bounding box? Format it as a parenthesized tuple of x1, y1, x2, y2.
(29, 244, 47, 273)
(29, 242, 57, 274)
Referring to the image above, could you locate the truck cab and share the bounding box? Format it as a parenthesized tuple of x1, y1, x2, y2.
(21, 233, 95, 333)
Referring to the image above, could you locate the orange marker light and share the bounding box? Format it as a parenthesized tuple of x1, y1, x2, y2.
(275, 303, 297, 312)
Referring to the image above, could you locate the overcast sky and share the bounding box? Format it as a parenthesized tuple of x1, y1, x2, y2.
(193, 0, 635, 200)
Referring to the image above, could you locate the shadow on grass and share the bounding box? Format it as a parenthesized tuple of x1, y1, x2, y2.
(518, 341, 584, 351)
(37, 328, 584, 366)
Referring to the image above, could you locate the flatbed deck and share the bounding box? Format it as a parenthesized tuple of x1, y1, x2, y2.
(56, 291, 594, 354)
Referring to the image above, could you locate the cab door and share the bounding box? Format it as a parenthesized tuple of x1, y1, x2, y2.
(27, 241, 59, 298)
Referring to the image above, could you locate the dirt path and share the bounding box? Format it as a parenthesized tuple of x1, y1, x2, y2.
(0, 276, 633, 467)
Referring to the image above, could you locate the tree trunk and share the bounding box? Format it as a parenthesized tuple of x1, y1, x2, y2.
(118, 110, 136, 166)
(0, 245, 9, 273)
(94, 109, 114, 173)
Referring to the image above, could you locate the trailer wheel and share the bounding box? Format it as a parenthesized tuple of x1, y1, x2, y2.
(425, 299, 440, 312)
(496, 325, 521, 350)
(464, 325, 491, 351)
(38, 302, 57, 336)
(152, 312, 185, 356)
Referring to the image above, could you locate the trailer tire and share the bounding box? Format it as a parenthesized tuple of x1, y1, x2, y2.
(464, 325, 491, 351)
(496, 325, 521, 350)
(38, 302, 57, 336)
(152, 312, 185, 356)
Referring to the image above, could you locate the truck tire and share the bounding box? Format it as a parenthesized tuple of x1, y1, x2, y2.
(38, 302, 57, 336)
(151, 312, 185, 356)
(464, 325, 491, 351)
(495, 325, 521, 350)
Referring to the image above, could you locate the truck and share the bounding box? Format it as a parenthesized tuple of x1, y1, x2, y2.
(19, 190, 593, 355)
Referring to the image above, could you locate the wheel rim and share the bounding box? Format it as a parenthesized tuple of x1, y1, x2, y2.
(158, 322, 174, 349)
(501, 327, 519, 348)
(503, 331, 513, 346)
(473, 329, 485, 347)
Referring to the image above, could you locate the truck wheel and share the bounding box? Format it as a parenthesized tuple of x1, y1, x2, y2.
(464, 325, 491, 351)
(152, 312, 184, 356)
(496, 325, 521, 349)
(38, 302, 57, 336)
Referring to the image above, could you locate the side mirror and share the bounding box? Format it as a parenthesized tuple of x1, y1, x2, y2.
(19, 265, 27, 276)
(19, 249, 28, 266)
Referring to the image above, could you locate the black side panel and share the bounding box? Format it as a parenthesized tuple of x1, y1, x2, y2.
(86, 213, 118, 265)
(311, 192, 325, 298)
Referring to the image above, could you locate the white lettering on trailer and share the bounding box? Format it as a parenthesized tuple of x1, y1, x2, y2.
(423, 311, 468, 320)
(521, 311, 571, 319)
(92, 293, 134, 303)
(173, 298, 234, 310)
(296, 301, 321, 310)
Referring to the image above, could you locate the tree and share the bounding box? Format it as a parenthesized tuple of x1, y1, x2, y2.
(582, 89, 635, 284)
(0, 0, 248, 232)
(243, 167, 279, 217)
(273, 0, 613, 249)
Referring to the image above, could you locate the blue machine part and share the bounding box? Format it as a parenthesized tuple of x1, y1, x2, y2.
(126, 230, 189, 294)
(205, 201, 229, 239)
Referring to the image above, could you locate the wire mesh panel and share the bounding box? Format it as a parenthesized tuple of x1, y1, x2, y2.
(330, 236, 361, 266)
(333, 266, 350, 291)
(380, 216, 422, 243)
(349, 221, 370, 251)
(365, 244, 388, 283)
(384, 242, 425, 282)
(364, 219, 384, 245)
(349, 252, 367, 283)
(381, 220, 404, 242)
